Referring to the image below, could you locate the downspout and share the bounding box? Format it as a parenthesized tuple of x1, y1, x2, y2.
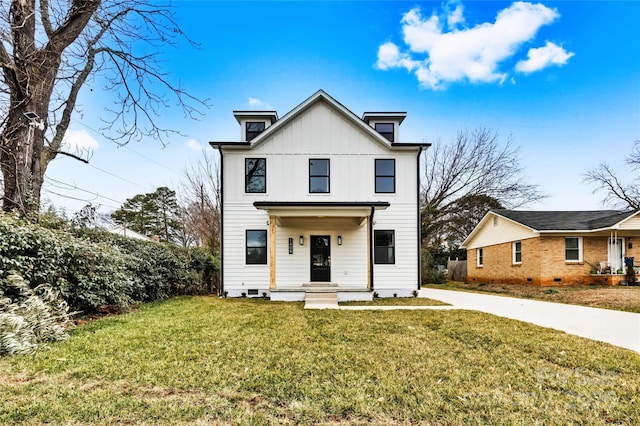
(216, 145, 225, 296)
(416, 146, 424, 290)
(369, 205, 375, 291)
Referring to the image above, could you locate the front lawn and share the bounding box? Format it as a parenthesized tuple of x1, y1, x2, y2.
(1, 297, 638, 424)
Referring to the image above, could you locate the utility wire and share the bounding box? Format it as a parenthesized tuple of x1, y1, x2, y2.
(70, 117, 186, 177)
(85, 162, 148, 190)
(45, 176, 125, 206)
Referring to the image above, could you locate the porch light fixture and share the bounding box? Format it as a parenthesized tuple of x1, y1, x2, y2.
(299, 235, 304, 245)
(337, 235, 342, 245)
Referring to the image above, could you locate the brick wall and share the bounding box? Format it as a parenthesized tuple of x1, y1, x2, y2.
(466, 235, 638, 286)
(466, 238, 542, 285)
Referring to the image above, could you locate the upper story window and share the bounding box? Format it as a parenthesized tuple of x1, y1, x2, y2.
(375, 123, 394, 142)
(565, 237, 582, 262)
(512, 241, 522, 264)
(375, 159, 395, 193)
(309, 159, 330, 193)
(246, 122, 265, 141)
(246, 230, 267, 264)
(374, 230, 395, 264)
(477, 248, 484, 267)
(245, 158, 266, 193)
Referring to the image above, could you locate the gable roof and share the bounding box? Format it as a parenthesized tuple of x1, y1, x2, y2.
(461, 209, 640, 249)
(210, 90, 430, 150)
(493, 209, 638, 231)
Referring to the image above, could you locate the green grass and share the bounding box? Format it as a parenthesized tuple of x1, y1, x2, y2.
(1, 296, 639, 425)
(340, 297, 449, 306)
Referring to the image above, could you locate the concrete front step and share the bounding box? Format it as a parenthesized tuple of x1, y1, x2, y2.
(304, 292, 339, 309)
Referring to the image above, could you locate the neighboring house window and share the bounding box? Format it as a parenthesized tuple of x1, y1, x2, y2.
(375, 159, 395, 193)
(246, 122, 265, 141)
(309, 159, 330, 193)
(512, 241, 522, 264)
(246, 230, 267, 264)
(375, 123, 394, 142)
(245, 158, 266, 193)
(565, 237, 582, 261)
(477, 248, 483, 267)
(374, 230, 395, 264)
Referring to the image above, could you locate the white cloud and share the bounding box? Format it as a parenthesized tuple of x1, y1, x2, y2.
(248, 97, 273, 110)
(377, 1, 571, 89)
(516, 41, 574, 73)
(187, 139, 203, 151)
(62, 129, 99, 151)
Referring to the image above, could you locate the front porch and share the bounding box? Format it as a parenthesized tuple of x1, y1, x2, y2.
(253, 201, 389, 295)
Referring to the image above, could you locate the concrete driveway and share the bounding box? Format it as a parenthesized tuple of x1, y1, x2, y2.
(420, 288, 640, 353)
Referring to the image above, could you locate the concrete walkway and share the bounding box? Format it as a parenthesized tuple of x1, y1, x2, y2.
(420, 288, 640, 353)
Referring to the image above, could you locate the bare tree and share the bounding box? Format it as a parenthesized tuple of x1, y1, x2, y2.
(421, 126, 545, 248)
(584, 140, 640, 210)
(179, 150, 221, 254)
(0, 0, 206, 217)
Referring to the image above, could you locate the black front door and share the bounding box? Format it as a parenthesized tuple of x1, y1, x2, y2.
(310, 235, 331, 282)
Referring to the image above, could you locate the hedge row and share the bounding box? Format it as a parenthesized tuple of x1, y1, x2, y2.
(1, 214, 219, 355)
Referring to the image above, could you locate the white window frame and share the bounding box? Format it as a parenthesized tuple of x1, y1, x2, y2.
(512, 241, 522, 264)
(564, 237, 583, 262)
(477, 248, 483, 267)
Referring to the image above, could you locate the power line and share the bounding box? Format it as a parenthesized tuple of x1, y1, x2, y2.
(120, 145, 185, 177)
(85, 162, 149, 191)
(70, 117, 186, 177)
(45, 176, 125, 206)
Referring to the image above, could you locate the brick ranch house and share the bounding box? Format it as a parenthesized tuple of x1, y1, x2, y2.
(461, 210, 640, 286)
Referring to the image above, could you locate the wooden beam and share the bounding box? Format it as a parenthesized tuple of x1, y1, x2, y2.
(269, 215, 276, 289)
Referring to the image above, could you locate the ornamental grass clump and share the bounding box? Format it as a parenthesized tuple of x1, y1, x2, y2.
(0, 273, 73, 356)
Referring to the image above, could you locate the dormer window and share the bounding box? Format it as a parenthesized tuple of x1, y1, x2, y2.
(246, 122, 265, 141)
(375, 123, 394, 142)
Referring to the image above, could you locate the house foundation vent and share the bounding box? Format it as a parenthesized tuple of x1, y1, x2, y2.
(553, 278, 562, 283)
(247, 289, 259, 296)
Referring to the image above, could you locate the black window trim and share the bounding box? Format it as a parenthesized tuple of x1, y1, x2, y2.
(309, 158, 330, 194)
(374, 229, 395, 265)
(246, 121, 266, 141)
(245, 158, 266, 194)
(245, 229, 267, 265)
(375, 122, 395, 142)
(375, 158, 396, 193)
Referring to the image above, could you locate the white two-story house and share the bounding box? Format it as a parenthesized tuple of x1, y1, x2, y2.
(210, 90, 430, 301)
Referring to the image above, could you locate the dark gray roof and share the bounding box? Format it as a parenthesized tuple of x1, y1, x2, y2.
(493, 209, 638, 231)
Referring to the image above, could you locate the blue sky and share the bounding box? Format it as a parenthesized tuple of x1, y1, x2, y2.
(45, 1, 640, 215)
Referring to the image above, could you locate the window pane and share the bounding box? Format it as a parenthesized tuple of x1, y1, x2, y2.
(310, 159, 329, 176)
(246, 158, 266, 193)
(310, 177, 329, 193)
(374, 231, 395, 264)
(375, 123, 394, 141)
(565, 238, 578, 249)
(247, 230, 266, 247)
(246, 230, 267, 264)
(246, 122, 265, 141)
(247, 247, 266, 264)
(376, 159, 394, 176)
(376, 177, 394, 193)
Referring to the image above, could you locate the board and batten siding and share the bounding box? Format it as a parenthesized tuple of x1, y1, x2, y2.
(465, 213, 538, 250)
(222, 98, 421, 293)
